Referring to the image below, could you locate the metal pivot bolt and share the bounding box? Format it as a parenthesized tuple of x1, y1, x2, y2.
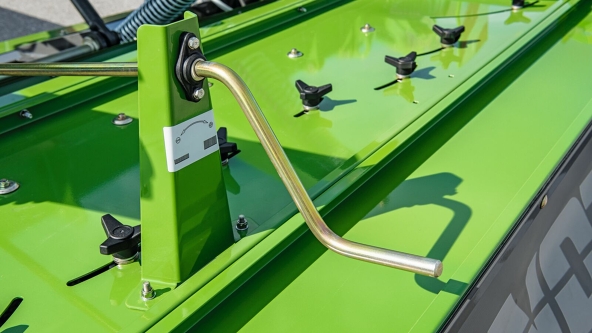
(0, 178, 19, 195)
(187, 37, 200, 50)
(287, 48, 303, 58)
(360, 23, 375, 33)
(141, 281, 156, 300)
(236, 215, 249, 238)
(193, 88, 205, 100)
(112, 113, 133, 125)
(19, 110, 33, 119)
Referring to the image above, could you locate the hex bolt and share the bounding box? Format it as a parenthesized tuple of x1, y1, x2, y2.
(19, 110, 33, 119)
(112, 113, 133, 126)
(187, 37, 200, 50)
(236, 215, 249, 238)
(193, 88, 205, 100)
(141, 281, 156, 300)
(287, 48, 303, 58)
(360, 23, 375, 33)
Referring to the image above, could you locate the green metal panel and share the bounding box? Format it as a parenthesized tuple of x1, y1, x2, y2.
(137, 13, 234, 285)
(1, 0, 591, 332)
(154, 3, 592, 332)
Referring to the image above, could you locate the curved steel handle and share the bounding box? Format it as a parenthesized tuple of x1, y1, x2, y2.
(194, 60, 443, 277)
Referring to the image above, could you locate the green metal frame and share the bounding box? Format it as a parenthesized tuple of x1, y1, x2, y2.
(137, 13, 233, 285)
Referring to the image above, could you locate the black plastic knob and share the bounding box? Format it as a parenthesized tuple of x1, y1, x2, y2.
(385, 52, 417, 78)
(217, 127, 240, 163)
(295, 80, 332, 109)
(432, 25, 465, 46)
(99, 214, 141, 260)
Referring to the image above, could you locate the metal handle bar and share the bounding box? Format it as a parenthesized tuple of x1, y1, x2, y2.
(0, 61, 443, 277)
(194, 60, 442, 277)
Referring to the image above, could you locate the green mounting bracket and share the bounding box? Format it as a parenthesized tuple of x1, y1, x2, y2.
(137, 12, 234, 286)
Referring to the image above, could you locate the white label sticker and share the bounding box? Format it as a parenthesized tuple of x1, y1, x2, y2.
(163, 110, 218, 172)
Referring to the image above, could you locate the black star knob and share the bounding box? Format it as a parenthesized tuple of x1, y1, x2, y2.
(99, 214, 141, 264)
(432, 25, 465, 46)
(385, 52, 417, 79)
(217, 127, 240, 164)
(512, 0, 525, 9)
(295, 80, 333, 110)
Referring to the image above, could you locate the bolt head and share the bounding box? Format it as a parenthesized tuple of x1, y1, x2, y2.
(188, 37, 200, 50)
(0, 179, 7, 188)
(361, 23, 375, 33)
(287, 48, 303, 58)
(193, 88, 205, 100)
(541, 195, 548, 209)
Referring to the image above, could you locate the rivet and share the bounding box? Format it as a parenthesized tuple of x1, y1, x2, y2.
(141, 281, 156, 300)
(360, 23, 375, 33)
(187, 37, 200, 50)
(540, 195, 548, 209)
(287, 48, 303, 58)
(0, 178, 19, 195)
(112, 113, 133, 126)
(19, 110, 33, 119)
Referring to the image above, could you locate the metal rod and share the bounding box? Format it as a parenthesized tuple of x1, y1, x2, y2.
(194, 60, 443, 277)
(0, 62, 138, 77)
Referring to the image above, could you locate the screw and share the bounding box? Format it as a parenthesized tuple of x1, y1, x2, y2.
(360, 23, 375, 33)
(112, 113, 133, 126)
(541, 195, 548, 209)
(287, 48, 303, 58)
(208, 82, 213, 87)
(19, 110, 33, 119)
(141, 281, 156, 300)
(188, 37, 200, 50)
(236, 215, 249, 238)
(193, 88, 205, 100)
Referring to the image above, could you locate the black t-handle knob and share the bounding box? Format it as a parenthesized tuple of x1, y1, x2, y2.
(512, 0, 525, 8)
(385, 51, 417, 78)
(99, 214, 141, 261)
(432, 25, 465, 46)
(295, 80, 332, 110)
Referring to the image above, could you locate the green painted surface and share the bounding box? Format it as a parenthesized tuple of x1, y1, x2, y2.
(164, 3, 592, 332)
(0, 0, 591, 332)
(137, 13, 233, 286)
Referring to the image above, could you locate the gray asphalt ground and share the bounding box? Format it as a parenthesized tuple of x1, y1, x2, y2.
(0, 0, 143, 42)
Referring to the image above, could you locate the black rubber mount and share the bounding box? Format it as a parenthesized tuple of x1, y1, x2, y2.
(218, 127, 241, 162)
(385, 52, 418, 77)
(99, 214, 141, 260)
(513, 0, 525, 7)
(432, 25, 465, 46)
(295, 80, 333, 108)
(175, 32, 207, 102)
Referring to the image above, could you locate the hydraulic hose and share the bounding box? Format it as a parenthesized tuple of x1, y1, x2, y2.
(115, 0, 197, 42)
